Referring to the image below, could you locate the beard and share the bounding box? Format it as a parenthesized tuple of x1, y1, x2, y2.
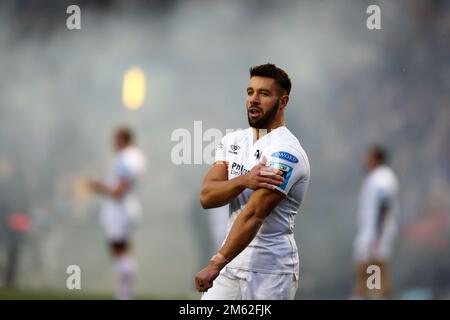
(247, 99, 280, 129)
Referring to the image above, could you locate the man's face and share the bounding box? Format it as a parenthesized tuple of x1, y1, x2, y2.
(246, 76, 282, 129)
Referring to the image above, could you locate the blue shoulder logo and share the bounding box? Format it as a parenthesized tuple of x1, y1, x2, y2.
(271, 151, 298, 163)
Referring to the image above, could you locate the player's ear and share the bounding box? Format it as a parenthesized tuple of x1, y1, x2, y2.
(280, 94, 289, 109)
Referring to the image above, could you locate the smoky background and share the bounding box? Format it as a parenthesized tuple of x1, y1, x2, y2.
(0, 0, 449, 299)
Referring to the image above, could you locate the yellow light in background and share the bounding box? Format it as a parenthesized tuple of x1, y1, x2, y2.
(122, 66, 146, 110)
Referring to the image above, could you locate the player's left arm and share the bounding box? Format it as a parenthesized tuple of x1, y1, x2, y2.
(89, 156, 140, 200)
(218, 187, 284, 260)
(89, 178, 131, 200)
(195, 187, 284, 292)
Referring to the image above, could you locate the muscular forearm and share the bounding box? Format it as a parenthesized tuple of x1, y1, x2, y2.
(208, 202, 263, 270)
(221, 206, 262, 261)
(200, 175, 246, 209)
(195, 188, 282, 292)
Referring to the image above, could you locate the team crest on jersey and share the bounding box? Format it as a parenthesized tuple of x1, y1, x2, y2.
(228, 144, 241, 155)
(267, 160, 293, 190)
(271, 151, 298, 163)
(254, 149, 262, 160)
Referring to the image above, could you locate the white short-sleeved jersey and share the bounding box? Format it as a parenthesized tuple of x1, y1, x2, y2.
(215, 126, 310, 277)
(353, 165, 399, 262)
(100, 146, 147, 241)
(206, 205, 230, 251)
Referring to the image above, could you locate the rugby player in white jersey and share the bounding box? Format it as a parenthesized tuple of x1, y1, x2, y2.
(88, 127, 146, 300)
(352, 145, 399, 299)
(195, 63, 310, 299)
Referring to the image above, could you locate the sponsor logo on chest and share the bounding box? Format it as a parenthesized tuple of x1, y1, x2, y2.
(230, 161, 250, 176)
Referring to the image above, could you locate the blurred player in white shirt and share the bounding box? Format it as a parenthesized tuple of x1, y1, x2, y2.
(89, 127, 146, 300)
(195, 64, 310, 299)
(353, 145, 399, 299)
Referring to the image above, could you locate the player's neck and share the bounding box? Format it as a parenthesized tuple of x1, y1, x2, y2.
(117, 144, 132, 152)
(252, 119, 285, 142)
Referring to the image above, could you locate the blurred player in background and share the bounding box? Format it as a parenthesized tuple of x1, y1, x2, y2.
(88, 126, 146, 300)
(352, 145, 399, 299)
(195, 63, 310, 299)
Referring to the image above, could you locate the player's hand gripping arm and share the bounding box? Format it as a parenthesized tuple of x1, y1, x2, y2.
(199, 157, 284, 209)
(195, 187, 284, 292)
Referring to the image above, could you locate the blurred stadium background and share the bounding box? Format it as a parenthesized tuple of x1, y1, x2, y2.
(0, 0, 449, 299)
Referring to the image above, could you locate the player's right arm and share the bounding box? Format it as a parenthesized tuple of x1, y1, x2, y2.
(199, 162, 243, 209)
(200, 157, 284, 209)
(88, 178, 131, 200)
